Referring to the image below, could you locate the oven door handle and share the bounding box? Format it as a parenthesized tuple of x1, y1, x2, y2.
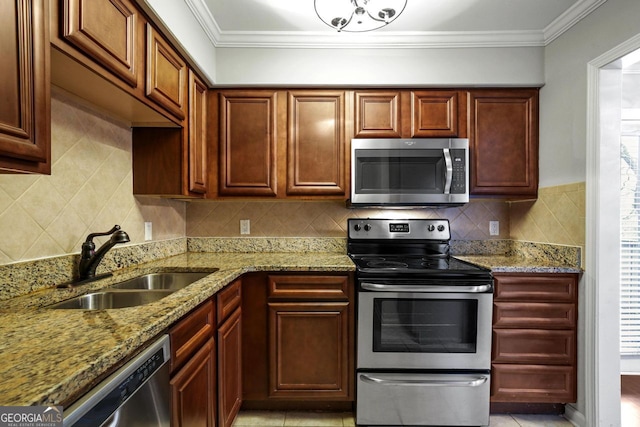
(360, 373, 488, 388)
(361, 282, 492, 293)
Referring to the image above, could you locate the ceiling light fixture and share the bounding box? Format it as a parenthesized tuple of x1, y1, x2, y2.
(314, 0, 407, 32)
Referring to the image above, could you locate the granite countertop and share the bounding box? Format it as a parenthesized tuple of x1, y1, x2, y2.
(0, 252, 354, 408)
(456, 254, 583, 274)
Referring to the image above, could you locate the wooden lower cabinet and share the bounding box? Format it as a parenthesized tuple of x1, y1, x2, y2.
(170, 337, 217, 427)
(169, 283, 244, 427)
(217, 280, 243, 427)
(491, 273, 579, 404)
(242, 272, 354, 410)
(268, 301, 350, 399)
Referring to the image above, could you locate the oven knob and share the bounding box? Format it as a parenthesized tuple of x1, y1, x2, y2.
(364, 224, 372, 232)
(427, 224, 435, 232)
(437, 225, 445, 232)
(354, 224, 362, 232)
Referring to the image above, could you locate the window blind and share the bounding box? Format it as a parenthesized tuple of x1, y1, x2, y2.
(621, 134, 640, 355)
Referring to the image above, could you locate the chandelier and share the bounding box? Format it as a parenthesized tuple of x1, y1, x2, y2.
(314, 0, 407, 32)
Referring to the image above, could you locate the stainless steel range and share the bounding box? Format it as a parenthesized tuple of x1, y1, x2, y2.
(348, 218, 493, 427)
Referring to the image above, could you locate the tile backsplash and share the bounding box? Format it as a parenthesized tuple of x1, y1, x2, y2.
(0, 88, 185, 264)
(509, 182, 585, 248)
(186, 199, 511, 240)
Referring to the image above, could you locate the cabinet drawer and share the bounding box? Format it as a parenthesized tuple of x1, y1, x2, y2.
(494, 274, 577, 302)
(493, 302, 576, 329)
(492, 329, 575, 365)
(491, 363, 576, 403)
(169, 299, 215, 373)
(268, 275, 349, 300)
(217, 279, 242, 326)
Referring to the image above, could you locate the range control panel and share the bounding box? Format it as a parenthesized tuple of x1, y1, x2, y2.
(348, 218, 451, 241)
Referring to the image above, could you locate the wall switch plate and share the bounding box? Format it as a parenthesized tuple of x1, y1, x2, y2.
(240, 219, 250, 235)
(144, 222, 152, 241)
(489, 221, 499, 236)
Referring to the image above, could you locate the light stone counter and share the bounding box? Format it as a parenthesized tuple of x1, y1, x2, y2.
(456, 254, 582, 274)
(0, 252, 354, 407)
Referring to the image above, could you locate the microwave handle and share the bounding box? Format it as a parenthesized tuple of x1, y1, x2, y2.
(443, 148, 453, 194)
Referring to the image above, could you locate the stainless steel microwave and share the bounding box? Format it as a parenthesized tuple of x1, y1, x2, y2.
(350, 138, 469, 207)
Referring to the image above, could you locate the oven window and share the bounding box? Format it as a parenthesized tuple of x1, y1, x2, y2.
(372, 298, 478, 353)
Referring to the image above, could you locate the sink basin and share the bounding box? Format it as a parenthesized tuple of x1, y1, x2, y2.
(48, 290, 175, 310)
(108, 271, 213, 291)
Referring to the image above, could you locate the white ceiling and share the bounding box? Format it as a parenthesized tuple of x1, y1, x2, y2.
(185, 0, 607, 48)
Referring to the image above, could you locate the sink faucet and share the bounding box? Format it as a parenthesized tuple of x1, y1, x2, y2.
(78, 225, 130, 281)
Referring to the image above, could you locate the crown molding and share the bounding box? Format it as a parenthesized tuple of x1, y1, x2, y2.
(543, 0, 608, 45)
(210, 30, 545, 49)
(186, 0, 605, 49)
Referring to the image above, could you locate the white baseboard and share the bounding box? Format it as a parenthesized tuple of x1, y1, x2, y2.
(564, 404, 586, 426)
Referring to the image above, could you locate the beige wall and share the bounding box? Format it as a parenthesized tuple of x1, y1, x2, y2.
(0, 88, 186, 265)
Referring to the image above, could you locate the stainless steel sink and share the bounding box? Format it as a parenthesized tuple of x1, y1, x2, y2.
(108, 271, 213, 290)
(48, 290, 175, 310)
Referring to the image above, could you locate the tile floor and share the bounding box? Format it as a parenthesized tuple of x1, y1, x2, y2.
(232, 410, 574, 426)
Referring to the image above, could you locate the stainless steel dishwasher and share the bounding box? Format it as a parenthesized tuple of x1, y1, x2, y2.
(64, 335, 171, 427)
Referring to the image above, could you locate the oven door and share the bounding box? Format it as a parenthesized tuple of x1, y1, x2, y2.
(357, 283, 493, 370)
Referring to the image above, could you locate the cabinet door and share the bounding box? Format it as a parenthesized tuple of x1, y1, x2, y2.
(0, 0, 50, 173)
(268, 301, 350, 399)
(469, 89, 539, 197)
(411, 90, 462, 137)
(188, 70, 208, 194)
(287, 91, 346, 196)
(146, 24, 186, 120)
(219, 91, 278, 196)
(62, 0, 138, 87)
(354, 91, 402, 138)
(218, 308, 242, 427)
(170, 337, 216, 427)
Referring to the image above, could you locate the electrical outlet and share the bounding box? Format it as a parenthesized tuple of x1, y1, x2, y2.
(489, 221, 499, 236)
(240, 219, 250, 235)
(144, 222, 152, 241)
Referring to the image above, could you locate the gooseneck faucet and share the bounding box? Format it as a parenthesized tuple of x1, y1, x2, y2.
(78, 225, 130, 281)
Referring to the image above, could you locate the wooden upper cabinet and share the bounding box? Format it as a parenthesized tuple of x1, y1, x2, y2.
(469, 89, 539, 198)
(287, 91, 346, 196)
(354, 91, 401, 138)
(0, 0, 50, 173)
(353, 90, 466, 139)
(188, 70, 207, 194)
(146, 24, 186, 120)
(62, 0, 138, 87)
(218, 91, 279, 196)
(411, 90, 462, 137)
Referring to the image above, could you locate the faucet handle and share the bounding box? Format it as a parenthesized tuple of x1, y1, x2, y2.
(84, 225, 121, 243)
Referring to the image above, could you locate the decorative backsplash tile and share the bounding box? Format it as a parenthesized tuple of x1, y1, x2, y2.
(509, 182, 585, 248)
(0, 88, 186, 265)
(186, 199, 511, 240)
